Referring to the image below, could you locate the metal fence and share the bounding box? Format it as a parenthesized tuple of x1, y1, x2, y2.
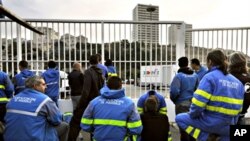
(0, 19, 249, 99)
(186, 27, 250, 65)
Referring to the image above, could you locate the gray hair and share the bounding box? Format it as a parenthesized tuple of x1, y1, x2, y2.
(25, 75, 44, 88)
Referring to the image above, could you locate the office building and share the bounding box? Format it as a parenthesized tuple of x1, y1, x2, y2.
(133, 4, 159, 44)
(168, 24, 193, 46)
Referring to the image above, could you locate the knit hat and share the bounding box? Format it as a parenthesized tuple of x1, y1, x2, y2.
(229, 52, 246, 67)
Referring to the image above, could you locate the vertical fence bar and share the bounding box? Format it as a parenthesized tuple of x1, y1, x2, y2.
(84, 23, 87, 68)
(101, 22, 105, 66)
(176, 23, 185, 64)
(79, 23, 82, 65)
(95, 23, 98, 54)
(5, 22, 8, 73)
(11, 23, 14, 75)
(226, 30, 229, 55)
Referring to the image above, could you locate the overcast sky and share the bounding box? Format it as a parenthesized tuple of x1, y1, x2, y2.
(3, 0, 250, 28)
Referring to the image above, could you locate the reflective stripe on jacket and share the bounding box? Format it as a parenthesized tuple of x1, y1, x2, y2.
(81, 86, 142, 141)
(137, 91, 167, 115)
(190, 67, 244, 118)
(4, 88, 62, 141)
(0, 71, 14, 103)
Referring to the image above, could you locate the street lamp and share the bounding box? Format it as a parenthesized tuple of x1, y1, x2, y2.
(146, 6, 156, 21)
(146, 6, 156, 90)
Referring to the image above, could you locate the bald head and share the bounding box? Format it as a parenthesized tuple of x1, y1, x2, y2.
(73, 62, 81, 71)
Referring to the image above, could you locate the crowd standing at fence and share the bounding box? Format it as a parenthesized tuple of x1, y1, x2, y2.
(0, 50, 250, 141)
(176, 49, 245, 141)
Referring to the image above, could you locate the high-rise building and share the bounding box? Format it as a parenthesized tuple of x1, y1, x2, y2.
(133, 4, 159, 44)
(168, 24, 193, 46)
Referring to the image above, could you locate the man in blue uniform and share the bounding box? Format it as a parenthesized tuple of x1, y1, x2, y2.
(170, 57, 198, 141)
(13, 60, 34, 95)
(96, 53, 108, 78)
(42, 61, 60, 105)
(191, 58, 208, 81)
(81, 76, 142, 141)
(0, 70, 14, 140)
(4, 76, 69, 141)
(176, 50, 245, 141)
(137, 90, 167, 115)
(105, 59, 117, 78)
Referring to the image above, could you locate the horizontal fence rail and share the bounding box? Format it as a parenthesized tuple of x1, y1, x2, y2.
(186, 27, 250, 65)
(0, 19, 185, 99)
(1, 19, 249, 99)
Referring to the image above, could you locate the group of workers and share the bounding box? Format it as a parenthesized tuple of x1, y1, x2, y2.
(0, 50, 249, 141)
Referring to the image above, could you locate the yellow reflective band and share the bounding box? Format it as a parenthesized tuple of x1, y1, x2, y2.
(159, 107, 167, 114)
(186, 126, 194, 134)
(108, 73, 118, 77)
(124, 136, 128, 141)
(127, 120, 142, 128)
(132, 135, 137, 141)
(206, 105, 241, 116)
(195, 89, 212, 99)
(94, 119, 126, 127)
(210, 95, 243, 105)
(137, 107, 143, 114)
(0, 85, 5, 89)
(63, 112, 73, 116)
(81, 118, 93, 125)
(0, 97, 9, 102)
(193, 128, 201, 139)
(192, 97, 206, 108)
(196, 89, 243, 105)
(168, 131, 172, 141)
(159, 111, 167, 115)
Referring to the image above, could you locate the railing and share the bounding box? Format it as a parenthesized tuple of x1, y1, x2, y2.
(186, 27, 250, 65)
(0, 19, 185, 99)
(1, 18, 250, 99)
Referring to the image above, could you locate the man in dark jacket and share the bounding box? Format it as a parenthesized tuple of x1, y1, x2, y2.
(68, 54, 104, 141)
(228, 52, 250, 124)
(68, 62, 84, 110)
(42, 61, 60, 105)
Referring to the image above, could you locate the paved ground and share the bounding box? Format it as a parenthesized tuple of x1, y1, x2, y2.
(79, 123, 181, 141)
